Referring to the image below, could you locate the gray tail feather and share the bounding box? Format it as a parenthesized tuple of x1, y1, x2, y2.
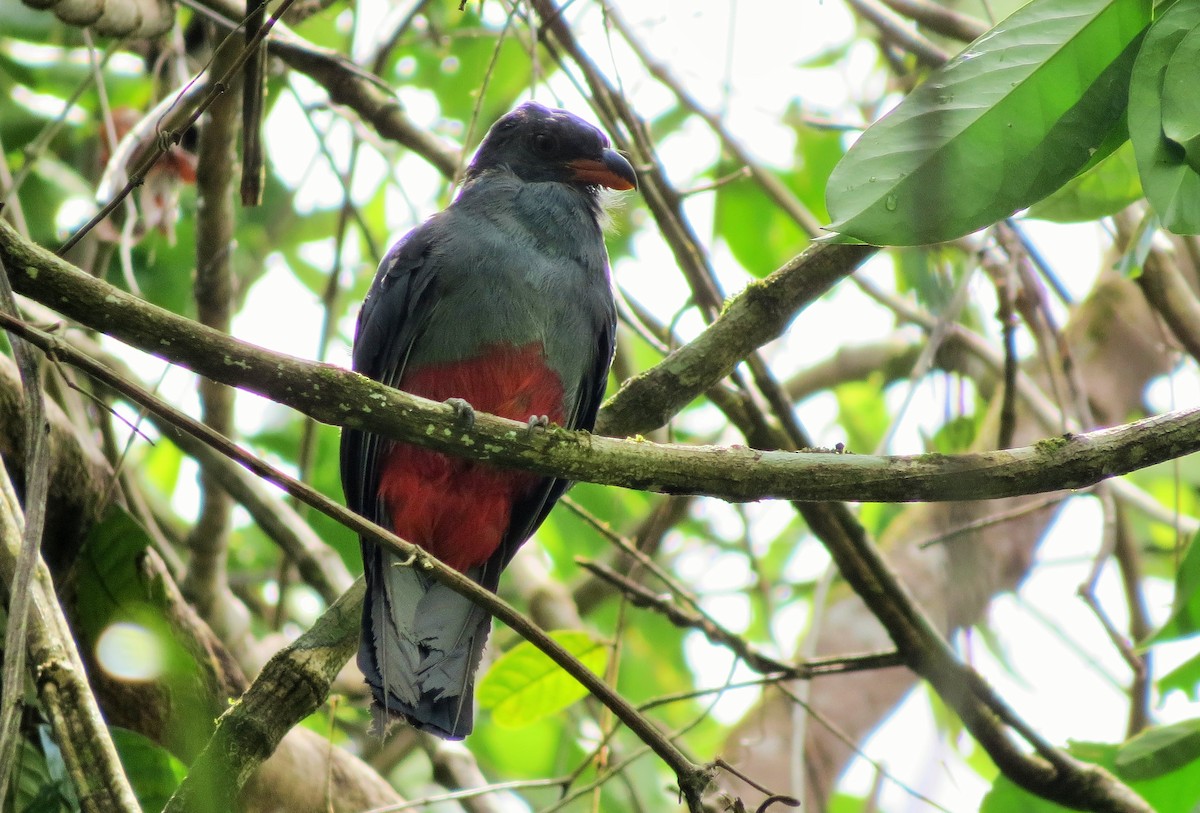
(358, 543, 492, 739)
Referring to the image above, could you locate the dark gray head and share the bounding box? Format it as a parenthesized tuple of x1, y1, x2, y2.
(464, 102, 637, 192)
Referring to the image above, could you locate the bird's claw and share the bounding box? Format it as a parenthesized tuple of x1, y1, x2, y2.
(445, 398, 476, 429)
(526, 414, 551, 436)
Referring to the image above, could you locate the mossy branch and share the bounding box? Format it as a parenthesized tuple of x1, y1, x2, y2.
(2, 218, 1198, 507)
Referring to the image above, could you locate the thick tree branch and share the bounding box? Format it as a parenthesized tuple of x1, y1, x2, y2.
(1136, 240, 1200, 364)
(1, 220, 1197, 508)
(598, 241, 876, 437)
(0, 244, 51, 799)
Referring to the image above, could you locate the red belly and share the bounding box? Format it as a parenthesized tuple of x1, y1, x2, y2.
(376, 342, 565, 571)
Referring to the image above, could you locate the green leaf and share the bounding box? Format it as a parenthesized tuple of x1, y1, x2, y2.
(835, 378, 889, 454)
(982, 740, 1200, 813)
(1025, 140, 1142, 222)
(10, 737, 73, 813)
(714, 164, 808, 275)
(1159, 650, 1200, 701)
(477, 630, 608, 728)
(73, 506, 161, 643)
(1145, 532, 1200, 644)
(714, 125, 843, 275)
(826, 0, 1151, 245)
(1115, 718, 1200, 781)
(1130, 2, 1200, 232)
(1160, 25, 1200, 174)
(110, 727, 187, 813)
(74, 505, 225, 760)
(930, 414, 979, 453)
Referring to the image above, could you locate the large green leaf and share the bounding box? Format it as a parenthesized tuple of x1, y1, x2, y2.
(477, 630, 608, 728)
(1115, 718, 1200, 781)
(1129, 1, 1200, 234)
(714, 165, 809, 275)
(110, 727, 187, 813)
(714, 124, 843, 274)
(826, 0, 1151, 245)
(9, 736, 74, 813)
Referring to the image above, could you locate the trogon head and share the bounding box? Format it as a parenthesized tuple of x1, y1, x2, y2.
(464, 102, 637, 192)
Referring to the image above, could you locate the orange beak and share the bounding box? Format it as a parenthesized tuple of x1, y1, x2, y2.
(568, 149, 637, 191)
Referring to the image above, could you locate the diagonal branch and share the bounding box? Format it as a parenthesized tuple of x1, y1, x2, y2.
(598, 241, 875, 436)
(0, 325, 711, 812)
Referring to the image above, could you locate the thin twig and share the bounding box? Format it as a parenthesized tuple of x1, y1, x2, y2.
(606, 6, 823, 238)
(773, 684, 952, 813)
(916, 493, 1067, 549)
(2, 44, 120, 221)
(577, 558, 903, 680)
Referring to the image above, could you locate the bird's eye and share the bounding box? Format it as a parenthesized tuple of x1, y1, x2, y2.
(532, 133, 559, 155)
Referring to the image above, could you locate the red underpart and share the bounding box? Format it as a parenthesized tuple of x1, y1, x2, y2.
(376, 341, 566, 572)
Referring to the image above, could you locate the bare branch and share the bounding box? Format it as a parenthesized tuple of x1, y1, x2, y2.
(183, 26, 241, 625)
(878, 0, 989, 42)
(1, 223, 1198, 508)
(577, 558, 903, 680)
(0, 241, 52, 804)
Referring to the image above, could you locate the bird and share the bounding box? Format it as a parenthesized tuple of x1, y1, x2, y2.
(340, 102, 636, 739)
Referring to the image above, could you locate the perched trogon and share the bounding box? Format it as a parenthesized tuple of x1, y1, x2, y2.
(340, 102, 637, 739)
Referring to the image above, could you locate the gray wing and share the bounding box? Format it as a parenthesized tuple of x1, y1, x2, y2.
(340, 222, 441, 527)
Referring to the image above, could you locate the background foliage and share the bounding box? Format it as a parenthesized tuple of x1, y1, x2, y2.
(2, 0, 1200, 811)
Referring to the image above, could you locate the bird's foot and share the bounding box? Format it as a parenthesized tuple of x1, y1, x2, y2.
(526, 414, 551, 436)
(445, 398, 476, 430)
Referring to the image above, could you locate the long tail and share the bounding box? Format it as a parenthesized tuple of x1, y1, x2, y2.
(358, 543, 492, 739)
